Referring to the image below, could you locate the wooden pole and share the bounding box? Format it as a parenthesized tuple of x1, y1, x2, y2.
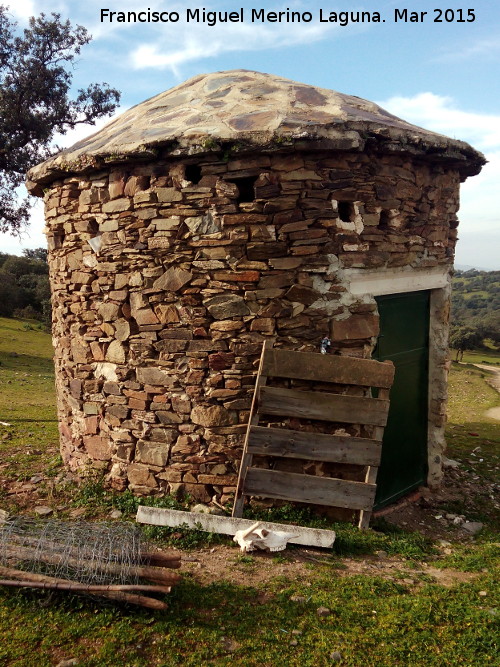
(0, 567, 169, 610)
(4, 545, 181, 586)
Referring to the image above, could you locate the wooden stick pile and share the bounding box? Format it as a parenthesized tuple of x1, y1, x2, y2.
(0, 520, 181, 610)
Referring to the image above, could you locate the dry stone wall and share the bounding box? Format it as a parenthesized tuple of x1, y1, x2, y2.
(43, 148, 460, 502)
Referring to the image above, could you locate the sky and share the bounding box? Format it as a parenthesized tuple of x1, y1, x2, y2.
(2, 0, 499, 269)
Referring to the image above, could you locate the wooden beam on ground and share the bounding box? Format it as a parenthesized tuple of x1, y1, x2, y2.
(136, 506, 336, 549)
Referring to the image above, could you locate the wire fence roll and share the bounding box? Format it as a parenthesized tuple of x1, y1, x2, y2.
(0, 519, 144, 586)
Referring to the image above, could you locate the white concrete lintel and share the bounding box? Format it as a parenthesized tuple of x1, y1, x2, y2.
(345, 267, 450, 296)
(136, 506, 336, 549)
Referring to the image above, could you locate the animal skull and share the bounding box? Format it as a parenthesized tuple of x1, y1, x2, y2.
(233, 521, 298, 553)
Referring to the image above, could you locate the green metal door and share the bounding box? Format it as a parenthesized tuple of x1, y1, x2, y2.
(374, 291, 430, 508)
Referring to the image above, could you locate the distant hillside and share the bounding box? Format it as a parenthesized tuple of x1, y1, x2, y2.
(0, 249, 50, 324)
(450, 269, 500, 354)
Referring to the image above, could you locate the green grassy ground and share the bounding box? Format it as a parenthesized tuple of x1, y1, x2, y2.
(0, 317, 59, 485)
(456, 349, 500, 365)
(446, 361, 500, 488)
(0, 317, 498, 666)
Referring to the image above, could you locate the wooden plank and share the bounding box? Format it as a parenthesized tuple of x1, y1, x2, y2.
(261, 350, 395, 388)
(358, 386, 391, 529)
(232, 339, 271, 518)
(244, 468, 376, 511)
(259, 386, 390, 426)
(358, 466, 379, 529)
(247, 426, 382, 466)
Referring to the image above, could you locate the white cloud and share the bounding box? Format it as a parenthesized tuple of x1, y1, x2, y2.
(435, 36, 500, 63)
(129, 17, 336, 73)
(7, 0, 36, 20)
(377, 92, 500, 151)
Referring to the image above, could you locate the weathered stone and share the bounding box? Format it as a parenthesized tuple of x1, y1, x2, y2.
(106, 405, 129, 419)
(153, 267, 193, 292)
(154, 304, 180, 323)
(84, 435, 112, 460)
(129, 292, 159, 325)
(210, 320, 242, 332)
(250, 317, 275, 333)
(106, 340, 125, 364)
(34, 506, 53, 517)
(99, 219, 119, 232)
(197, 474, 238, 485)
(247, 242, 287, 260)
(127, 464, 157, 488)
(114, 319, 130, 341)
(222, 213, 267, 225)
(136, 441, 170, 466)
(156, 187, 182, 202)
(285, 285, 319, 306)
(69, 379, 82, 399)
(191, 404, 233, 427)
(214, 271, 260, 282)
(205, 294, 250, 319)
(71, 339, 90, 363)
(208, 352, 235, 370)
(136, 367, 174, 386)
(182, 483, 212, 503)
(149, 428, 177, 443)
(157, 410, 183, 425)
(331, 314, 379, 341)
(154, 216, 181, 231)
(102, 198, 131, 213)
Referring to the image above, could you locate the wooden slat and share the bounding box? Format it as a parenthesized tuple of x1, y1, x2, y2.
(232, 339, 272, 518)
(261, 350, 395, 388)
(358, 465, 379, 529)
(247, 426, 382, 466)
(244, 468, 377, 511)
(358, 386, 391, 529)
(259, 386, 390, 426)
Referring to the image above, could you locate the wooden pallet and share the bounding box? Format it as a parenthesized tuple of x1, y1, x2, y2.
(232, 342, 395, 529)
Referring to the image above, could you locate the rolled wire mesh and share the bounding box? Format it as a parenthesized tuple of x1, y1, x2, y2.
(0, 519, 144, 585)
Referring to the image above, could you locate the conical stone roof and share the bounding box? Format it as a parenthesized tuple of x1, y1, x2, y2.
(27, 70, 485, 192)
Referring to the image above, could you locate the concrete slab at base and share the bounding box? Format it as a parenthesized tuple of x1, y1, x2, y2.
(136, 506, 336, 549)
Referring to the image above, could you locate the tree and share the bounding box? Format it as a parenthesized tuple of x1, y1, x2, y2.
(23, 247, 47, 262)
(449, 326, 482, 362)
(0, 6, 120, 233)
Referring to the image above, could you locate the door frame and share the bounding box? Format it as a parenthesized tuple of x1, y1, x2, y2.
(344, 266, 452, 491)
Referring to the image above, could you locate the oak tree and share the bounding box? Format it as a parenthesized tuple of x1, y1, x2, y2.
(0, 6, 120, 233)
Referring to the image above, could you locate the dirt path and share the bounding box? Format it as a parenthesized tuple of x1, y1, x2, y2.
(473, 363, 500, 420)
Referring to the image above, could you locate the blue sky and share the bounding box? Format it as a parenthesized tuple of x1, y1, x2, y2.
(3, 0, 499, 268)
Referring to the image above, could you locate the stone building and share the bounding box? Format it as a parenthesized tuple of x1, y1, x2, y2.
(27, 70, 484, 509)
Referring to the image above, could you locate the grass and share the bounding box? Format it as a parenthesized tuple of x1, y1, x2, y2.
(0, 317, 58, 487)
(0, 316, 499, 665)
(0, 571, 497, 666)
(446, 361, 500, 492)
(455, 349, 500, 365)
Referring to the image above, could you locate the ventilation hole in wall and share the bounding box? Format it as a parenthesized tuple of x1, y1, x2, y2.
(53, 228, 65, 249)
(88, 218, 99, 235)
(378, 210, 391, 229)
(229, 176, 257, 203)
(185, 164, 202, 184)
(338, 201, 355, 222)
